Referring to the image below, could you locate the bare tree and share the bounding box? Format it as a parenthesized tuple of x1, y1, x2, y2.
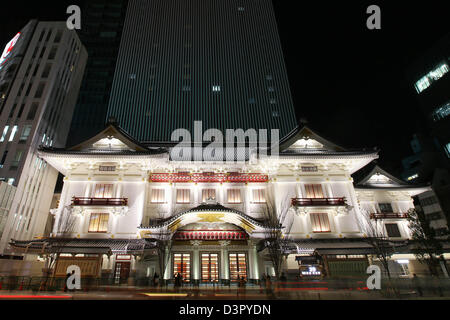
(149, 212, 173, 286)
(407, 208, 443, 276)
(262, 190, 292, 279)
(356, 208, 394, 279)
(40, 206, 77, 291)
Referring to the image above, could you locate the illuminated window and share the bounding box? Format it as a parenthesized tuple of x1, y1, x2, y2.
(150, 188, 165, 203)
(310, 212, 331, 233)
(9, 125, 18, 142)
(227, 189, 242, 204)
(252, 189, 266, 203)
(305, 184, 324, 198)
(176, 189, 190, 203)
(407, 173, 419, 181)
(229, 253, 247, 281)
(445, 143, 450, 158)
(415, 63, 449, 93)
(0, 126, 9, 142)
(173, 253, 191, 282)
(93, 184, 113, 198)
(202, 253, 219, 282)
(212, 85, 221, 92)
(432, 101, 450, 122)
(202, 189, 216, 202)
(88, 213, 109, 233)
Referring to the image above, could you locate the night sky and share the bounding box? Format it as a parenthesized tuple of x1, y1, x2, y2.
(1, 0, 449, 176)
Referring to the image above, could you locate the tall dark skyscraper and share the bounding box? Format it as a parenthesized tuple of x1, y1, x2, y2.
(107, 0, 297, 142)
(67, 0, 129, 146)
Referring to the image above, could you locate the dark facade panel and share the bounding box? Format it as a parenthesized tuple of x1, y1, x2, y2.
(107, 0, 297, 142)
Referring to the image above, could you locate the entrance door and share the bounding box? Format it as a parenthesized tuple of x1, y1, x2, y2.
(229, 253, 247, 281)
(173, 253, 191, 282)
(114, 262, 131, 284)
(201, 253, 219, 283)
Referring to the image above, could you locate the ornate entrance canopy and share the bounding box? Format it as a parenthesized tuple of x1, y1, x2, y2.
(138, 203, 276, 239)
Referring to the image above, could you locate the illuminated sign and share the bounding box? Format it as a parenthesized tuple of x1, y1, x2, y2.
(0, 33, 21, 70)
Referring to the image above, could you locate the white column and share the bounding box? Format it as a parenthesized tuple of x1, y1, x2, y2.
(326, 182, 333, 198)
(193, 244, 200, 280)
(84, 181, 92, 197)
(220, 241, 229, 280)
(163, 246, 171, 280)
(251, 242, 259, 280)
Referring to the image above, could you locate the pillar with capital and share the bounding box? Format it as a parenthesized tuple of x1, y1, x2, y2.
(219, 240, 230, 282)
(191, 240, 202, 281)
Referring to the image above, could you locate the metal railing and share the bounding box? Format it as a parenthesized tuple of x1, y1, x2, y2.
(72, 197, 128, 206)
(291, 197, 347, 207)
(370, 213, 409, 220)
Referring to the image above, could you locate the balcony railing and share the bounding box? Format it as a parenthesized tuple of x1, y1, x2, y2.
(72, 197, 128, 206)
(370, 212, 408, 220)
(291, 197, 347, 207)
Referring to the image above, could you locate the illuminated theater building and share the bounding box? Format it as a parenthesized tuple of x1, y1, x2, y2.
(9, 120, 442, 283)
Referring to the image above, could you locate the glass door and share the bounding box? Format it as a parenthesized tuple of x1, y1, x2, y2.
(173, 253, 191, 282)
(201, 253, 219, 282)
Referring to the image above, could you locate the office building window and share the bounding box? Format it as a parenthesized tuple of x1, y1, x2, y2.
(385, 223, 401, 238)
(252, 189, 266, 203)
(35, 83, 46, 98)
(26, 103, 39, 120)
(9, 125, 18, 142)
(227, 189, 242, 204)
(150, 189, 166, 203)
(93, 184, 113, 198)
(0, 150, 8, 168)
(19, 124, 31, 143)
(202, 189, 216, 202)
(432, 101, 450, 122)
(0, 126, 9, 142)
(10, 150, 23, 170)
(310, 212, 331, 233)
(88, 213, 109, 233)
(176, 189, 190, 203)
(305, 184, 324, 198)
(415, 63, 449, 93)
(212, 85, 221, 92)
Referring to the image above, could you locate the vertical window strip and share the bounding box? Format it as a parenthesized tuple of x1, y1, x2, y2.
(151, 188, 165, 203)
(176, 189, 190, 203)
(310, 212, 331, 233)
(305, 184, 324, 198)
(202, 189, 216, 202)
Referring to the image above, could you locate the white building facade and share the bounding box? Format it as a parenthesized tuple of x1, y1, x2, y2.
(9, 123, 447, 281)
(0, 20, 87, 256)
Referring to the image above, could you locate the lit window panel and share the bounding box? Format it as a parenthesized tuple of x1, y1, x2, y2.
(229, 253, 247, 282)
(173, 253, 191, 282)
(94, 184, 113, 198)
(310, 212, 330, 233)
(88, 213, 109, 233)
(305, 184, 324, 198)
(201, 253, 219, 282)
